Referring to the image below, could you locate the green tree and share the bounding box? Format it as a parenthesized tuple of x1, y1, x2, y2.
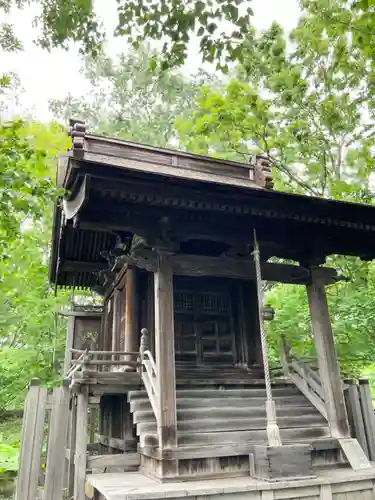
(50, 46, 213, 146)
(1, 0, 253, 70)
(0, 121, 70, 413)
(178, 22, 375, 199)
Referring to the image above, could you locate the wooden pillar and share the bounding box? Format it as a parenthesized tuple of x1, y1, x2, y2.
(74, 386, 88, 500)
(125, 267, 139, 362)
(242, 281, 263, 366)
(154, 254, 177, 450)
(306, 268, 350, 438)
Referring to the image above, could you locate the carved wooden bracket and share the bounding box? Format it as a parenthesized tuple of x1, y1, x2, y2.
(68, 119, 86, 158)
(250, 154, 274, 190)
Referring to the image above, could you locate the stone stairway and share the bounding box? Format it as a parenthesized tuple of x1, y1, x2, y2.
(128, 384, 331, 452)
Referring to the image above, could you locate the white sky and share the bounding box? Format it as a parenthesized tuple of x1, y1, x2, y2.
(1, 0, 300, 121)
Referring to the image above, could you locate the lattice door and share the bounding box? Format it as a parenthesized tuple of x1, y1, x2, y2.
(174, 285, 234, 363)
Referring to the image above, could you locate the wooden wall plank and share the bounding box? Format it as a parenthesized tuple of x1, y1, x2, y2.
(44, 382, 70, 500)
(358, 380, 375, 461)
(16, 379, 47, 500)
(74, 386, 89, 500)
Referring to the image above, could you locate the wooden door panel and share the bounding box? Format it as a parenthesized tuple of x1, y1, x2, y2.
(173, 280, 235, 364)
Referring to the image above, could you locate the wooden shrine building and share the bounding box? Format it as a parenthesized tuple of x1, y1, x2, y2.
(28, 119, 375, 499)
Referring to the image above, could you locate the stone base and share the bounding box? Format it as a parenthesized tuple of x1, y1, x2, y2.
(250, 444, 314, 482)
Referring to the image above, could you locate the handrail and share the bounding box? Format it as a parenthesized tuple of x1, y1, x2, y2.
(69, 348, 139, 356)
(139, 329, 159, 424)
(66, 348, 141, 379)
(280, 337, 327, 420)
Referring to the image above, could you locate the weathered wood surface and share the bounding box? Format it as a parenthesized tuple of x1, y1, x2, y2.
(70, 348, 138, 356)
(71, 358, 139, 366)
(154, 254, 177, 454)
(288, 371, 327, 420)
(87, 453, 140, 469)
(16, 379, 47, 500)
(96, 433, 123, 450)
(77, 150, 262, 192)
(86, 467, 375, 500)
(344, 381, 369, 458)
(66, 394, 77, 499)
(74, 386, 89, 500)
(306, 269, 350, 438)
(120, 253, 339, 285)
(44, 382, 70, 500)
(83, 133, 259, 182)
(358, 380, 375, 461)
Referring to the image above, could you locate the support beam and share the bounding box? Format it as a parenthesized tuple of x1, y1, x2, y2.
(120, 253, 340, 285)
(154, 254, 177, 452)
(124, 267, 139, 364)
(306, 268, 350, 438)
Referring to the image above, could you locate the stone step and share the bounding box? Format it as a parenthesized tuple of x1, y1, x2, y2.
(132, 404, 321, 424)
(140, 426, 331, 447)
(128, 386, 300, 401)
(136, 413, 327, 435)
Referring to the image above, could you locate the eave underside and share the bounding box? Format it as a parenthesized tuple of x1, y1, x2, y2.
(51, 165, 375, 290)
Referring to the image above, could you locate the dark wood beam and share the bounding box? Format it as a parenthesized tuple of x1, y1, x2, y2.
(118, 253, 340, 285)
(59, 261, 107, 273)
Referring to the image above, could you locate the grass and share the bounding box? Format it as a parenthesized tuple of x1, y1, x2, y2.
(0, 418, 22, 446)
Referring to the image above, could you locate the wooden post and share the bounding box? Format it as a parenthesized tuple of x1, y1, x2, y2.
(66, 394, 77, 500)
(16, 378, 47, 500)
(279, 335, 290, 377)
(112, 289, 120, 358)
(125, 267, 139, 366)
(344, 380, 369, 458)
(74, 385, 88, 500)
(64, 316, 75, 375)
(358, 380, 375, 460)
(306, 268, 350, 438)
(44, 380, 70, 500)
(154, 254, 177, 451)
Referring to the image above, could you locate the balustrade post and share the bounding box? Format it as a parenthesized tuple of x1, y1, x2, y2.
(140, 328, 150, 361)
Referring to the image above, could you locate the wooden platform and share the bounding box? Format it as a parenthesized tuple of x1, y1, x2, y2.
(86, 467, 375, 500)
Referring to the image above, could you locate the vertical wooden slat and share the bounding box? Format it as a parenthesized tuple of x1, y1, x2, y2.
(320, 484, 333, 500)
(44, 380, 70, 500)
(16, 378, 47, 500)
(306, 268, 350, 438)
(344, 381, 369, 458)
(74, 386, 88, 500)
(67, 394, 77, 499)
(358, 380, 375, 460)
(154, 254, 177, 452)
